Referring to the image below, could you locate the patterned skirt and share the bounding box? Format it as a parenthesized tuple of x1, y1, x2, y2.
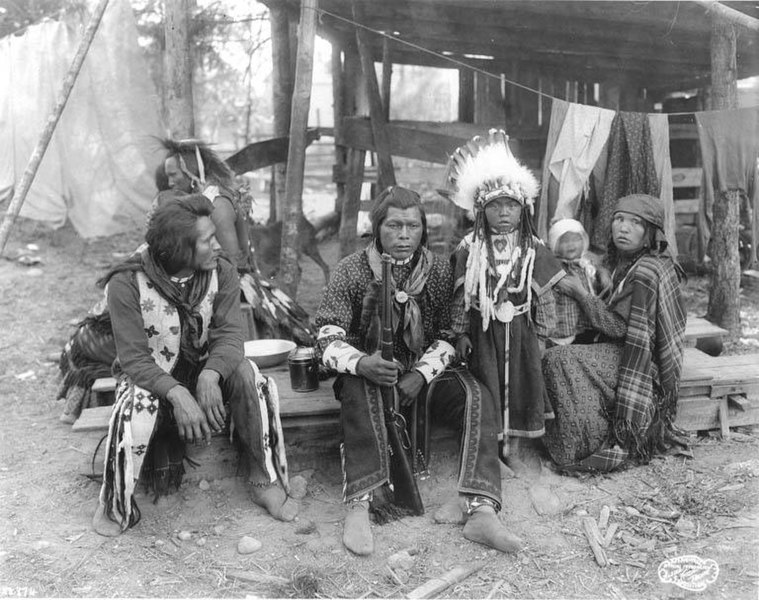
(541, 343, 623, 467)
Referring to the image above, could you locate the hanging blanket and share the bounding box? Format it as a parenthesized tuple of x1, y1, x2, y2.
(591, 112, 659, 251)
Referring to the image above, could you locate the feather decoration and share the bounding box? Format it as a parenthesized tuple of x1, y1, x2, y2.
(441, 129, 539, 212)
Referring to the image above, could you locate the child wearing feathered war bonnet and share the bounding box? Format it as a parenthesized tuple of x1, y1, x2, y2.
(446, 130, 565, 466)
(547, 219, 611, 346)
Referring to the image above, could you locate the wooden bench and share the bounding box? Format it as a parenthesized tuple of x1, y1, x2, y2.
(74, 367, 340, 437)
(683, 316, 729, 355)
(676, 348, 759, 438)
(74, 366, 340, 475)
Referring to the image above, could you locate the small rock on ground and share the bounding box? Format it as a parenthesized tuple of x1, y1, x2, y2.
(237, 536, 262, 554)
(289, 475, 308, 499)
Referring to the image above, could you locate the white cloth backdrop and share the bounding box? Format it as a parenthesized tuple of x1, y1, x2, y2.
(0, 0, 163, 238)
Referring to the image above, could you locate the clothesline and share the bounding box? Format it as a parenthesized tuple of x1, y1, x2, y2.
(315, 6, 755, 119)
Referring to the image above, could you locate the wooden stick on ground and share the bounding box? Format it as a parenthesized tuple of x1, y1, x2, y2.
(0, 0, 110, 255)
(406, 562, 484, 599)
(226, 570, 290, 585)
(581, 517, 608, 567)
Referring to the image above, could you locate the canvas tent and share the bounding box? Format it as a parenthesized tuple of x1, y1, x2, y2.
(0, 0, 163, 238)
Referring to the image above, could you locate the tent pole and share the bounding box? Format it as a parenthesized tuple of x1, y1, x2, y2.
(0, 0, 110, 256)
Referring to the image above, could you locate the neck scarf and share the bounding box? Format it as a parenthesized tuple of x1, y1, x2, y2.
(365, 242, 433, 357)
(139, 248, 213, 369)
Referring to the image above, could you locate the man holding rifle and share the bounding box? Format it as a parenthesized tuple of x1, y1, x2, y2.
(314, 186, 522, 556)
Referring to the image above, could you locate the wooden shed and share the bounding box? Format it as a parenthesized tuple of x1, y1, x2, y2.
(267, 0, 759, 262)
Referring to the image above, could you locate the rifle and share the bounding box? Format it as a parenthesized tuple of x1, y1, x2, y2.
(380, 253, 424, 515)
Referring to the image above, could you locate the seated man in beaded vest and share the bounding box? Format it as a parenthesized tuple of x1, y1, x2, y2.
(314, 186, 523, 556)
(92, 195, 297, 536)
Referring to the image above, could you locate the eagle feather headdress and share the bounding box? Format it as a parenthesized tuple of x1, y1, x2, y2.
(441, 129, 541, 330)
(440, 129, 539, 213)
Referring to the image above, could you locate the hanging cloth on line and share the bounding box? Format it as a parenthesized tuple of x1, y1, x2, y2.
(591, 112, 660, 251)
(545, 100, 616, 230)
(695, 107, 759, 267)
(647, 113, 678, 258)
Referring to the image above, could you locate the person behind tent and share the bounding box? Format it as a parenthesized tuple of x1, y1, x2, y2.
(445, 129, 565, 470)
(546, 218, 611, 346)
(92, 195, 298, 537)
(159, 138, 313, 346)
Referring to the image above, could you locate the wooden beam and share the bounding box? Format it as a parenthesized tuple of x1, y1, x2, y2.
(338, 118, 459, 164)
(278, 0, 318, 298)
(340, 148, 365, 258)
(381, 37, 392, 121)
(458, 68, 474, 123)
(331, 42, 347, 214)
(343, 17, 712, 66)
(691, 0, 759, 32)
(334, 117, 543, 165)
(353, 3, 396, 189)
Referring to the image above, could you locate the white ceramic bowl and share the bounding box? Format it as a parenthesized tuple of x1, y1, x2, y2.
(244, 339, 297, 369)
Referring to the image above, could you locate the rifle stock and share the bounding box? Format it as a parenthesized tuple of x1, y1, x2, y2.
(380, 253, 424, 515)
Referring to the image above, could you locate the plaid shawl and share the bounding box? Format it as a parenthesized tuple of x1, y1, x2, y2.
(614, 255, 686, 464)
(576, 254, 685, 472)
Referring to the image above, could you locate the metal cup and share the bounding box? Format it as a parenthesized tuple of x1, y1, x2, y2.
(288, 346, 318, 392)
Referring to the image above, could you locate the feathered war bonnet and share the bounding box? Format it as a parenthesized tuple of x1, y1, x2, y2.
(440, 129, 542, 328)
(441, 129, 540, 214)
(160, 137, 234, 191)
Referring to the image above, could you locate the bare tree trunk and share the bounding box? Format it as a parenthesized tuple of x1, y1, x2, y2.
(165, 0, 194, 138)
(707, 190, 741, 333)
(277, 0, 317, 298)
(270, 3, 293, 223)
(705, 18, 741, 335)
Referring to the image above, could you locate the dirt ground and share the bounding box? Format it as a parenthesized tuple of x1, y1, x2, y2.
(1, 218, 758, 600)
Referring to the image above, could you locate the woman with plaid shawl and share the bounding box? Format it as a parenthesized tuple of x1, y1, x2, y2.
(542, 194, 687, 472)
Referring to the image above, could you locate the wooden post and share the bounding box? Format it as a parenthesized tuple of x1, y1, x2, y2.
(340, 148, 366, 258)
(381, 38, 392, 122)
(338, 43, 364, 259)
(705, 17, 741, 335)
(165, 0, 195, 138)
(331, 43, 347, 214)
(277, 0, 317, 298)
(474, 71, 503, 125)
(270, 3, 294, 223)
(458, 68, 475, 123)
(691, 0, 759, 32)
(0, 0, 110, 256)
(353, 3, 396, 190)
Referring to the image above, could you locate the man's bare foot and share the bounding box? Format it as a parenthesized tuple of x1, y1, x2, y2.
(433, 495, 467, 524)
(92, 503, 122, 537)
(250, 483, 298, 522)
(343, 500, 373, 556)
(463, 506, 523, 553)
